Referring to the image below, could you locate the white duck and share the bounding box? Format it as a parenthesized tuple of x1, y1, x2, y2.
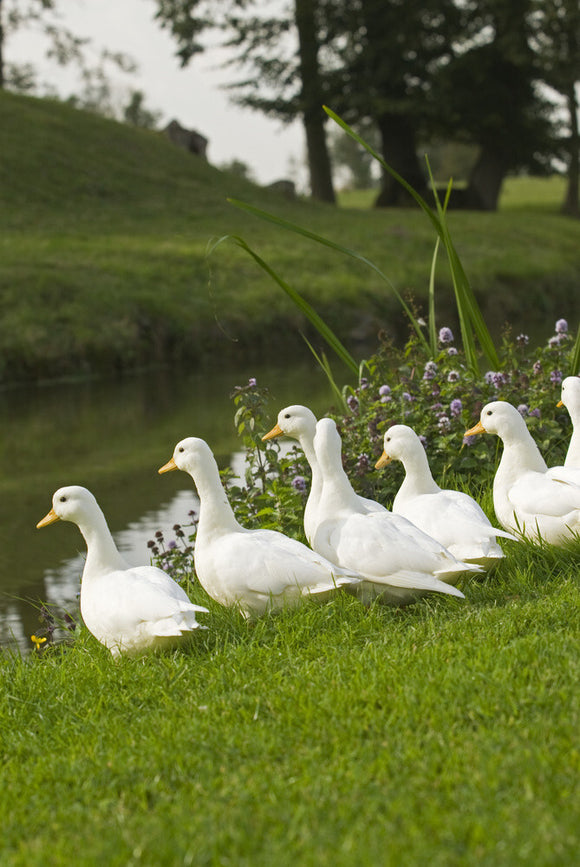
(36, 486, 208, 656)
(465, 401, 580, 544)
(263, 404, 385, 545)
(158, 437, 361, 619)
(375, 424, 516, 568)
(557, 376, 580, 468)
(310, 418, 480, 606)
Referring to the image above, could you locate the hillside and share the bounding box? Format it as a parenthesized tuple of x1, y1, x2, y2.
(0, 90, 579, 382)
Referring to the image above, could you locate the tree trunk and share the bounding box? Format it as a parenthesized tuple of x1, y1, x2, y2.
(374, 113, 428, 207)
(561, 84, 580, 218)
(294, 0, 335, 203)
(463, 147, 508, 211)
(0, 0, 5, 89)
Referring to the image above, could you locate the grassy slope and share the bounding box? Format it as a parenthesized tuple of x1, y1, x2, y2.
(1, 90, 579, 383)
(0, 538, 578, 865)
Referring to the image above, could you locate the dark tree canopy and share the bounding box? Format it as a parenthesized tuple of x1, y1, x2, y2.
(153, 0, 578, 212)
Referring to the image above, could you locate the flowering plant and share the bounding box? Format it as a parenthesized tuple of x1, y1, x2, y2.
(334, 320, 576, 505)
(151, 321, 577, 585)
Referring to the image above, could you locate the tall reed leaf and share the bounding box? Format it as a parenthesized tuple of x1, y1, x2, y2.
(571, 327, 580, 375)
(206, 234, 359, 375)
(324, 107, 501, 373)
(227, 197, 431, 357)
(302, 335, 348, 411)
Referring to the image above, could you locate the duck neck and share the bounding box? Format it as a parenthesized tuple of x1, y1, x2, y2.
(567, 426, 580, 465)
(317, 452, 361, 515)
(77, 507, 127, 577)
(496, 423, 548, 481)
(191, 453, 241, 539)
(398, 445, 440, 499)
(298, 429, 322, 505)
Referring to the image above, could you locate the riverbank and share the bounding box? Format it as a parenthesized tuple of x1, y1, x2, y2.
(1, 91, 579, 384)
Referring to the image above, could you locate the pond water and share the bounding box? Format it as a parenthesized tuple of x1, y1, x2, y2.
(0, 361, 335, 653)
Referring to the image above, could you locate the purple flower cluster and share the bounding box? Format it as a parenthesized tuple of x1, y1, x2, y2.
(347, 395, 359, 413)
(438, 415, 451, 433)
(356, 453, 371, 474)
(550, 369, 562, 385)
(555, 318, 568, 334)
(516, 333, 529, 347)
(423, 361, 438, 381)
(292, 475, 307, 493)
(379, 384, 392, 403)
(485, 371, 507, 388)
(517, 404, 529, 417)
(438, 326, 454, 344)
(450, 398, 463, 417)
(447, 370, 460, 383)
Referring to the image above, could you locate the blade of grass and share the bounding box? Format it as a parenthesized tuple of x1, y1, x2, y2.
(227, 198, 432, 357)
(326, 107, 502, 373)
(207, 234, 359, 375)
(571, 325, 580, 375)
(302, 335, 348, 411)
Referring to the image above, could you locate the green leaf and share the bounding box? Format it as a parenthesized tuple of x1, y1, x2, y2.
(227, 199, 431, 357)
(208, 233, 359, 376)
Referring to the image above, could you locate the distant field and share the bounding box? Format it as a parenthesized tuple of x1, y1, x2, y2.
(1, 90, 579, 382)
(338, 175, 568, 211)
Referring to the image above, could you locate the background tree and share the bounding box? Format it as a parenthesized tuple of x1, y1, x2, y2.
(433, 0, 557, 210)
(154, 0, 336, 202)
(0, 0, 140, 115)
(326, 0, 462, 206)
(529, 0, 580, 216)
(329, 122, 379, 190)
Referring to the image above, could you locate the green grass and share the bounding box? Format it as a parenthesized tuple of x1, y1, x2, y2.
(1, 535, 578, 865)
(1, 90, 579, 383)
(338, 175, 568, 212)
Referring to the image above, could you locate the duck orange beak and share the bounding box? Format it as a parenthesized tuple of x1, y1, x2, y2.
(36, 508, 60, 529)
(262, 423, 283, 441)
(375, 451, 392, 469)
(556, 399, 564, 408)
(158, 457, 178, 474)
(464, 420, 486, 436)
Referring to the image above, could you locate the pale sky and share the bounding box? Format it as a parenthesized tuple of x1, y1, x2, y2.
(7, 0, 305, 186)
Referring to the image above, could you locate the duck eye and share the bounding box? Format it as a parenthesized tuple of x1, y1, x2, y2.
(486, 410, 493, 416)
(284, 413, 291, 419)
(178, 447, 184, 453)
(59, 496, 67, 503)
(385, 437, 390, 443)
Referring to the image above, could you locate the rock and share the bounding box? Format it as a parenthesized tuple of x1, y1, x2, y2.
(164, 120, 208, 158)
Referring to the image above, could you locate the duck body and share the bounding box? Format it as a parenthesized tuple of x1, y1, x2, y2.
(558, 376, 580, 468)
(160, 437, 361, 619)
(311, 419, 480, 606)
(466, 401, 580, 545)
(376, 424, 515, 568)
(263, 405, 385, 546)
(37, 486, 208, 657)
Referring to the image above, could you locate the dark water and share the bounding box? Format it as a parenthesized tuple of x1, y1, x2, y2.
(0, 362, 335, 653)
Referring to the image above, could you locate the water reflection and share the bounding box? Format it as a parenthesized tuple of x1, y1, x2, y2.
(0, 364, 333, 652)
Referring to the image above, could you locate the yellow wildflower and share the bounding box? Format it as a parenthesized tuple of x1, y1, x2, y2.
(31, 635, 47, 651)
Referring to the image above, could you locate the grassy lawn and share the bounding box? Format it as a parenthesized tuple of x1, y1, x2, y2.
(1, 532, 578, 865)
(1, 91, 579, 383)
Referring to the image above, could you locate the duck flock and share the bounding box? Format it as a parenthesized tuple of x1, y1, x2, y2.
(36, 376, 580, 658)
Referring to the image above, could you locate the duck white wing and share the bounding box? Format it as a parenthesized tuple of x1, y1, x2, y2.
(81, 565, 208, 655)
(546, 466, 580, 486)
(394, 489, 515, 564)
(194, 528, 360, 618)
(508, 471, 580, 517)
(502, 471, 580, 542)
(313, 511, 469, 600)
